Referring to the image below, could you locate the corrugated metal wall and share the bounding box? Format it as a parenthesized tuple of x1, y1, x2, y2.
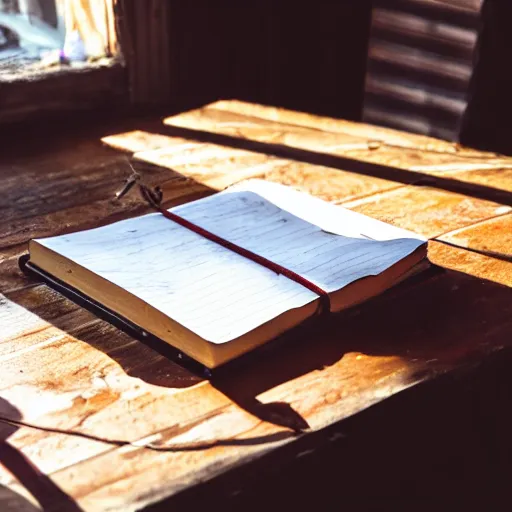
(363, 0, 483, 141)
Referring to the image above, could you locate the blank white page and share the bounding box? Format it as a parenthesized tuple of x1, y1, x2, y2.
(37, 180, 425, 344)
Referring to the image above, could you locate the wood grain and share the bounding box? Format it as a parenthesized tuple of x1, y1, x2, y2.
(0, 135, 208, 251)
(4, 260, 512, 510)
(103, 129, 402, 201)
(438, 214, 512, 256)
(134, 143, 284, 191)
(429, 241, 512, 287)
(1, 101, 511, 511)
(343, 186, 510, 239)
(257, 161, 400, 204)
(164, 105, 512, 176)
(101, 130, 191, 153)
(207, 99, 496, 156)
(447, 167, 512, 192)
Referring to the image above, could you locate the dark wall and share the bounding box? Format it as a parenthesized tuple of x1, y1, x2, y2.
(169, 1, 372, 121)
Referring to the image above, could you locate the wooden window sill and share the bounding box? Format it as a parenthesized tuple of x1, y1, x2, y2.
(0, 58, 127, 125)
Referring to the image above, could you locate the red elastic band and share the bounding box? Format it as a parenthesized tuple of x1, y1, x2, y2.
(141, 188, 330, 312)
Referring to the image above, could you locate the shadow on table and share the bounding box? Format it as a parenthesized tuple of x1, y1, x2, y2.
(0, 398, 83, 512)
(4, 112, 512, 434)
(7, 255, 512, 438)
(210, 262, 512, 431)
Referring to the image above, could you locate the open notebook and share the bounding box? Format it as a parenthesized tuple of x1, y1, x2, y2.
(24, 180, 428, 368)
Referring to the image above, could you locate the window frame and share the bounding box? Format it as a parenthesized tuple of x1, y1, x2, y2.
(0, 0, 172, 125)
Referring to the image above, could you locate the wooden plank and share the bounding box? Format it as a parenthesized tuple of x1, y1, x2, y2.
(0, 188, 199, 251)
(165, 107, 370, 151)
(438, 214, 512, 257)
(1, 105, 511, 511)
(5, 263, 510, 511)
(134, 145, 401, 201)
(448, 168, 512, 192)
(0, 288, 86, 359)
(0, 136, 140, 228)
(0, 62, 126, 125)
(0, 282, 214, 483)
(133, 144, 283, 191)
(0, 149, 208, 251)
(429, 241, 512, 287)
(207, 99, 495, 156)
(0, 159, 132, 224)
(3, 261, 508, 503)
(103, 130, 401, 202)
(164, 106, 512, 173)
(101, 130, 186, 153)
(2, 244, 511, 494)
(255, 161, 400, 204)
(335, 145, 512, 173)
(342, 186, 511, 239)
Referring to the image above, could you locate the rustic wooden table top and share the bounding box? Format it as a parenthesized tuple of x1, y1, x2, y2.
(1, 100, 511, 511)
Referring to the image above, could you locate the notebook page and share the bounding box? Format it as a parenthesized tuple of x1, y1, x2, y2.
(171, 180, 426, 299)
(226, 179, 427, 242)
(36, 214, 318, 344)
(37, 180, 425, 344)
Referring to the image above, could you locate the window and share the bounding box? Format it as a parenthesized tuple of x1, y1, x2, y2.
(0, 0, 124, 123)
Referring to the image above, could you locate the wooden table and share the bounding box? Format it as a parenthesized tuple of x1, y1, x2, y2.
(1, 101, 511, 511)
